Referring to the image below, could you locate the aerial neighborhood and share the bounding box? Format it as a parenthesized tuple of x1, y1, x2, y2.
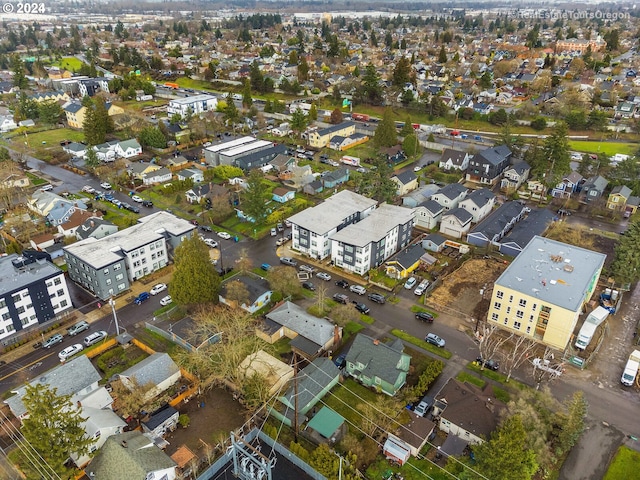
(0, 2, 640, 479)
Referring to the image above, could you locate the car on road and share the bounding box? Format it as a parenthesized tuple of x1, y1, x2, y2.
(333, 353, 347, 369)
(425, 333, 445, 348)
(270, 227, 277, 236)
(160, 295, 173, 306)
(276, 237, 286, 246)
(204, 238, 218, 248)
(200, 225, 213, 232)
(277, 223, 284, 232)
(67, 321, 90, 336)
(42, 333, 64, 349)
(134, 292, 150, 305)
(349, 285, 367, 295)
(415, 312, 435, 323)
(414, 400, 429, 417)
(367, 292, 386, 304)
(335, 279, 349, 289)
(299, 264, 316, 273)
(404, 277, 417, 289)
(218, 231, 232, 240)
(84, 330, 108, 347)
(332, 293, 349, 304)
(316, 272, 331, 281)
(261, 263, 271, 271)
(353, 302, 370, 314)
(142, 200, 153, 208)
(100, 182, 112, 190)
(280, 257, 297, 267)
(59, 343, 84, 362)
(476, 356, 500, 371)
(302, 281, 316, 291)
(414, 165, 422, 172)
(131, 195, 143, 203)
(150, 283, 167, 295)
(82, 185, 95, 194)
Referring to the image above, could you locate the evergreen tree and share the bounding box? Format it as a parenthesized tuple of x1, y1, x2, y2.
(290, 109, 308, 134)
(556, 391, 588, 454)
(242, 79, 252, 109)
(402, 133, 421, 158)
(223, 93, 239, 125)
(438, 44, 447, 63)
(170, 235, 220, 305)
(392, 56, 411, 86)
(360, 64, 384, 105)
(242, 170, 269, 223)
(84, 147, 100, 169)
(308, 103, 318, 121)
(542, 121, 571, 187)
(374, 108, 398, 148)
(609, 220, 640, 285)
(10, 54, 28, 89)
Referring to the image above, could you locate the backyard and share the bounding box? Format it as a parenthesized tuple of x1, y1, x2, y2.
(568, 140, 638, 157)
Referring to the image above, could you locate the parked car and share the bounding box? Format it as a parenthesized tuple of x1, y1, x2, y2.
(204, 238, 218, 248)
(142, 200, 153, 208)
(100, 182, 112, 190)
(333, 353, 347, 369)
(414, 280, 429, 296)
(367, 292, 386, 304)
(332, 293, 349, 304)
(414, 400, 429, 417)
(261, 263, 271, 271)
(218, 231, 232, 240)
(415, 312, 435, 323)
(270, 228, 277, 236)
(284, 220, 292, 228)
(59, 343, 84, 362)
(316, 272, 331, 281)
(476, 356, 500, 371)
(131, 195, 143, 203)
(349, 285, 367, 295)
(134, 292, 150, 305)
(160, 295, 173, 306)
(82, 185, 95, 194)
(425, 333, 445, 348)
(276, 237, 286, 246)
(42, 333, 64, 349)
(277, 223, 284, 232)
(84, 330, 108, 347)
(150, 283, 167, 295)
(280, 257, 297, 267)
(299, 264, 316, 273)
(335, 279, 349, 289)
(302, 281, 316, 291)
(404, 277, 417, 289)
(67, 321, 90, 336)
(200, 225, 213, 232)
(353, 302, 370, 314)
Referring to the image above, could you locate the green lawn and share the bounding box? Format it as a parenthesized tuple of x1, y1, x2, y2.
(323, 379, 380, 428)
(53, 57, 85, 72)
(604, 446, 640, 480)
(456, 371, 486, 388)
(175, 77, 218, 92)
(568, 140, 638, 157)
(16, 128, 85, 145)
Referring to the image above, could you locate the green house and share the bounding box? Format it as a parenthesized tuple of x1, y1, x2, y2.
(345, 334, 410, 396)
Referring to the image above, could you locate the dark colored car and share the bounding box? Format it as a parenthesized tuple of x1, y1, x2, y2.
(333, 353, 347, 369)
(415, 312, 435, 323)
(353, 302, 370, 314)
(217, 267, 234, 275)
(476, 356, 500, 371)
(142, 200, 153, 207)
(302, 281, 316, 291)
(200, 225, 213, 232)
(190, 219, 199, 226)
(335, 279, 349, 289)
(367, 292, 386, 304)
(332, 293, 349, 304)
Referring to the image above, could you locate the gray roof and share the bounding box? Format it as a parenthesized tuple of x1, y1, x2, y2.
(394, 170, 417, 185)
(499, 208, 556, 250)
(75, 217, 116, 240)
(266, 301, 336, 347)
(84, 430, 176, 480)
(63, 101, 83, 113)
(117, 138, 141, 150)
(468, 201, 525, 241)
(440, 148, 469, 165)
(119, 352, 179, 386)
(316, 121, 355, 137)
(288, 190, 377, 235)
(507, 161, 530, 175)
(477, 144, 511, 166)
(461, 188, 495, 209)
(583, 175, 608, 193)
(0, 254, 63, 297)
(5, 355, 101, 418)
(418, 199, 445, 215)
(323, 167, 349, 183)
(611, 185, 632, 198)
(330, 204, 414, 247)
(64, 211, 194, 269)
(142, 404, 179, 431)
(425, 233, 447, 246)
(346, 333, 408, 385)
(434, 183, 467, 200)
(280, 357, 339, 411)
(145, 167, 172, 179)
(388, 244, 425, 270)
(443, 207, 473, 224)
(65, 142, 86, 153)
(221, 274, 271, 304)
(495, 236, 606, 312)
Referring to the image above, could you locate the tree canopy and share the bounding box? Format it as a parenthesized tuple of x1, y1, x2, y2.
(170, 235, 221, 305)
(609, 220, 640, 285)
(241, 170, 270, 223)
(374, 108, 398, 148)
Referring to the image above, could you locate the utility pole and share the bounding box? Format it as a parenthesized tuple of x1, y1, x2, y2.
(109, 297, 120, 336)
(293, 353, 299, 442)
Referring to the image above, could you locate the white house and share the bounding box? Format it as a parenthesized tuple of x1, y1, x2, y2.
(72, 407, 126, 468)
(114, 139, 142, 158)
(439, 149, 472, 171)
(439, 207, 474, 239)
(176, 168, 204, 183)
(431, 183, 468, 211)
(458, 188, 496, 223)
(413, 200, 445, 230)
(117, 353, 181, 401)
(143, 167, 173, 185)
(167, 94, 218, 119)
(0, 115, 18, 133)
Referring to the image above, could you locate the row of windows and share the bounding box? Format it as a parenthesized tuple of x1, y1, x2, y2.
(45, 277, 63, 288)
(492, 313, 533, 334)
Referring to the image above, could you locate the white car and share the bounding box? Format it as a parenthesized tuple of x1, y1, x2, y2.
(349, 285, 367, 295)
(131, 195, 143, 203)
(100, 182, 112, 190)
(404, 277, 417, 289)
(204, 238, 218, 248)
(82, 185, 95, 193)
(160, 295, 172, 306)
(414, 165, 422, 172)
(59, 343, 84, 362)
(299, 264, 316, 273)
(150, 283, 167, 295)
(218, 231, 232, 240)
(316, 272, 331, 281)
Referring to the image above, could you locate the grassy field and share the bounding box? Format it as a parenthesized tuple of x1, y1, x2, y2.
(568, 140, 638, 156)
(604, 446, 640, 480)
(175, 77, 218, 92)
(53, 57, 85, 72)
(17, 128, 85, 145)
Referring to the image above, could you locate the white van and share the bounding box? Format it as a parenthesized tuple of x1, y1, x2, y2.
(84, 330, 108, 347)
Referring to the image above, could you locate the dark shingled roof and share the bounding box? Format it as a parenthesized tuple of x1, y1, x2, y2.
(444, 207, 473, 224)
(316, 121, 355, 136)
(468, 201, 525, 241)
(476, 144, 511, 166)
(394, 170, 417, 185)
(346, 334, 409, 385)
(388, 243, 425, 270)
(499, 208, 555, 251)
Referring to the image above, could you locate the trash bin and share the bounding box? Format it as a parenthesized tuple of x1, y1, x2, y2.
(234, 236, 239, 242)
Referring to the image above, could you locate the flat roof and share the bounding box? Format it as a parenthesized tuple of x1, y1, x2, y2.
(495, 236, 606, 312)
(0, 255, 62, 297)
(169, 94, 217, 105)
(205, 136, 256, 153)
(219, 140, 272, 157)
(288, 190, 377, 235)
(330, 204, 414, 247)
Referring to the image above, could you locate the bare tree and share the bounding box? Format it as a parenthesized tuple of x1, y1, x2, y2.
(111, 378, 156, 417)
(501, 333, 539, 382)
(329, 303, 361, 326)
(314, 283, 328, 314)
(225, 280, 250, 306)
(477, 323, 511, 370)
(531, 347, 564, 390)
(267, 265, 301, 298)
(235, 248, 253, 274)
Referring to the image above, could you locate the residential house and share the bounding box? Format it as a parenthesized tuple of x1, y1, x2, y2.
(458, 188, 496, 223)
(260, 301, 342, 360)
(289, 190, 377, 260)
(84, 431, 177, 480)
(434, 378, 506, 446)
(330, 204, 415, 276)
(402, 184, 440, 208)
(269, 154, 296, 173)
(0, 253, 72, 342)
(422, 233, 448, 253)
(176, 168, 204, 183)
(384, 244, 425, 279)
(127, 162, 162, 181)
(381, 145, 406, 164)
(62, 100, 123, 129)
(141, 404, 180, 438)
(439, 208, 474, 239)
(303, 179, 324, 195)
(389, 417, 436, 458)
(75, 216, 118, 241)
(114, 139, 143, 159)
(1, 172, 29, 189)
(498, 209, 556, 257)
(272, 186, 296, 203)
(117, 353, 181, 401)
(466, 145, 512, 186)
(392, 171, 418, 196)
(431, 183, 468, 211)
(0, 115, 18, 133)
(487, 236, 606, 350)
(625, 196, 640, 218)
(500, 161, 530, 193)
(307, 122, 356, 149)
(466, 201, 527, 248)
(282, 165, 315, 190)
(413, 200, 445, 230)
(143, 167, 173, 186)
(328, 133, 369, 151)
(57, 209, 103, 237)
(167, 94, 218, 118)
(322, 167, 350, 189)
(551, 171, 583, 198)
(615, 101, 636, 119)
(62, 142, 88, 158)
(274, 358, 340, 427)
(439, 149, 472, 172)
(28, 190, 88, 226)
(344, 333, 411, 396)
(185, 183, 229, 205)
(580, 175, 609, 204)
(606, 185, 632, 211)
(219, 274, 272, 313)
(238, 350, 295, 396)
(72, 407, 126, 468)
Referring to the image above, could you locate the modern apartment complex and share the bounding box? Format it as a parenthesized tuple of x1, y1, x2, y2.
(167, 94, 218, 118)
